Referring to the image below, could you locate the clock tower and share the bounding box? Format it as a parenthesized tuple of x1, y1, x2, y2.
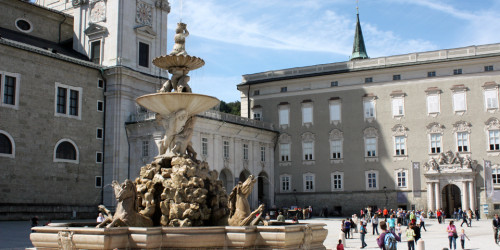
(41, 0, 172, 206)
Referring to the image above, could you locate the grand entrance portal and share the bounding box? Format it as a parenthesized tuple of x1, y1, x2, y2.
(442, 184, 461, 217)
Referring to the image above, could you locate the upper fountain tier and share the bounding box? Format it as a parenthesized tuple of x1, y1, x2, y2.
(153, 54, 205, 71)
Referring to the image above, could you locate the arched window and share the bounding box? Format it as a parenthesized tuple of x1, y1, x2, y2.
(0, 131, 14, 158)
(54, 139, 79, 163)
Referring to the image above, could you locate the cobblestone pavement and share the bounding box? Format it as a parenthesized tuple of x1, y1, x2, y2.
(0, 218, 498, 249)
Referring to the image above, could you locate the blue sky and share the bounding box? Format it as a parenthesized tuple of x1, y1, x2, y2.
(166, 0, 500, 102)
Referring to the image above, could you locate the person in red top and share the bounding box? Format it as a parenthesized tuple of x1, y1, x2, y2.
(336, 239, 344, 250)
(383, 208, 389, 221)
(437, 210, 443, 224)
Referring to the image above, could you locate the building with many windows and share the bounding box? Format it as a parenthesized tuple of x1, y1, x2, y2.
(237, 14, 500, 216)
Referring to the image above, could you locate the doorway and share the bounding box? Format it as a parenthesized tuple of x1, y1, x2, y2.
(442, 184, 461, 217)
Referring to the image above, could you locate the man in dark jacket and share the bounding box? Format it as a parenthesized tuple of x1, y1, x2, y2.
(377, 221, 401, 249)
(493, 214, 500, 244)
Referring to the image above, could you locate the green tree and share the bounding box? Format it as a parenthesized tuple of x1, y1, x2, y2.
(219, 101, 241, 116)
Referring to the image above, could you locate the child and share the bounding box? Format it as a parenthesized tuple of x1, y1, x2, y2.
(459, 229, 470, 250)
(336, 239, 344, 250)
(396, 223, 402, 238)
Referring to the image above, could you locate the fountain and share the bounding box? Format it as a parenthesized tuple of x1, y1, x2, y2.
(30, 21, 327, 250)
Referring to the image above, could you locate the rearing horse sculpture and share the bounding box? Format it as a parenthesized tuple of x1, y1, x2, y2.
(97, 180, 153, 228)
(227, 175, 265, 226)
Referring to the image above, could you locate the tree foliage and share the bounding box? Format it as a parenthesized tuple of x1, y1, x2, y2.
(219, 101, 241, 116)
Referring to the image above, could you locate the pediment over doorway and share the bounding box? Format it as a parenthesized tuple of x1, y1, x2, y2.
(423, 150, 477, 175)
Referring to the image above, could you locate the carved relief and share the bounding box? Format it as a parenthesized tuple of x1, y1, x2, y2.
(72, 0, 87, 7)
(452, 121, 472, 134)
(363, 127, 378, 138)
(136, 1, 153, 26)
(485, 117, 500, 130)
(391, 124, 408, 137)
(278, 133, 291, 144)
(423, 150, 477, 172)
(155, 0, 171, 12)
(329, 129, 343, 140)
(90, 0, 106, 23)
(426, 122, 445, 134)
(301, 132, 315, 142)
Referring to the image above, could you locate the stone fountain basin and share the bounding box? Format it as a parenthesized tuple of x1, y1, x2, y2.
(30, 223, 327, 249)
(136, 92, 220, 117)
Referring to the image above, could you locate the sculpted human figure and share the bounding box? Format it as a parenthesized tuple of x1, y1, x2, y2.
(462, 155, 472, 169)
(438, 152, 447, 165)
(448, 151, 460, 164)
(157, 110, 189, 156)
(427, 158, 439, 171)
(170, 22, 189, 56)
(159, 67, 192, 93)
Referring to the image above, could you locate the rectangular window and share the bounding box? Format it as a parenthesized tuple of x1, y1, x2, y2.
(365, 138, 376, 157)
(331, 81, 338, 87)
(489, 130, 500, 151)
(280, 143, 290, 162)
(260, 146, 266, 162)
(55, 83, 82, 119)
(95, 176, 102, 188)
(364, 101, 375, 118)
(427, 71, 436, 77)
(493, 169, 500, 185)
(368, 173, 377, 188)
(280, 87, 287, 92)
(138, 42, 149, 68)
(96, 152, 103, 163)
(430, 134, 442, 154)
(303, 142, 314, 160)
(142, 140, 149, 157)
(397, 171, 407, 187)
(485, 65, 494, 72)
(427, 95, 440, 113)
(223, 140, 229, 159)
(329, 101, 341, 122)
(332, 174, 342, 190)
(201, 137, 208, 156)
(453, 69, 462, 75)
(98, 79, 104, 88)
(3, 76, 16, 105)
(90, 40, 101, 64)
(457, 132, 469, 152)
(278, 106, 289, 126)
(57, 87, 67, 114)
(253, 90, 260, 96)
(305, 175, 314, 191)
(395, 136, 406, 156)
(281, 176, 290, 192)
(243, 144, 248, 160)
(392, 98, 404, 116)
(97, 100, 104, 112)
(453, 92, 466, 112)
(365, 77, 373, 83)
(302, 103, 313, 124)
(96, 128, 103, 139)
(393, 75, 401, 81)
(253, 112, 261, 121)
(331, 140, 342, 159)
(485, 89, 499, 109)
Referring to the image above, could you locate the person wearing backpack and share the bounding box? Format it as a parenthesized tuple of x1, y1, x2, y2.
(377, 221, 401, 250)
(360, 222, 368, 248)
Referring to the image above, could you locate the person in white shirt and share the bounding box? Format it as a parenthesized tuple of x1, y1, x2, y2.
(419, 213, 427, 231)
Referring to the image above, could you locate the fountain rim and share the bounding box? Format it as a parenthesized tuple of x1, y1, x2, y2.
(136, 92, 220, 117)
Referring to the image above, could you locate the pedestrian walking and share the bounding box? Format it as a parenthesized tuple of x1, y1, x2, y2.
(406, 222, 416, 250)
(492, 214, 500, 244)
(447, 220, 458, 250)
(419, 213, 427, 231)
(372, 214, 379, 235)
(359, 222, 368, 248)
(459, 229, 470, 250)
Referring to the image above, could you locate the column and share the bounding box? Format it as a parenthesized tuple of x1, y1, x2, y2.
(462, 181, 469, 211)
(427, 182, 435, 211)
(434, 182, 441, 210)
(469, 181, 476, 211)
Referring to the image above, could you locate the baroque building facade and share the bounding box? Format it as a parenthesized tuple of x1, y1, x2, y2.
(238, 42, 500, 217)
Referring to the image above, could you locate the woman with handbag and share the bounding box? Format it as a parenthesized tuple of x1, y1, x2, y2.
(447, 220, 458, 250)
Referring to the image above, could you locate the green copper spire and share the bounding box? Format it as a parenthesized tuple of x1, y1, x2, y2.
(351, 9, 369, 60)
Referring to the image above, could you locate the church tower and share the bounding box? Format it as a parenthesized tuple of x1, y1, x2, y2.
(350, 6, 369, 60)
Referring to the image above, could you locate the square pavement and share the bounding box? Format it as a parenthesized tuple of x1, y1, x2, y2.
(0, 218, 498, 249)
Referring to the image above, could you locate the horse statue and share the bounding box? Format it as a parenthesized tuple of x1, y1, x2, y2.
(227, 175, 265, 226)
(96, 179, 153, 228)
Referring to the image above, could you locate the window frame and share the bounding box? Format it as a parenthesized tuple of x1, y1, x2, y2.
(97, 100, 104, 112)
(394, 135, 406, 156)
(329, 99, 341, 124)
(303, 173, 315, 192)
(243, 143, 249, 160)
(142, 140, 149, 157)
(391, 97, 404, 117)
(429, 133, 442, 154)
(53, 138, 79, 164)
(138, 40, 151, 68)
(278, 104, 290, 128)
(280, 174, 292, 193)
(452, 91, 467, 113)
(201, 137, 208, 156)
(95, 176, 103, 188)
(488, 130, 500, 151)
(96, 128, 103, 140)
(426, 94, 440, 115)
(365, 170, 379, 190)
(260, 146, 266, 162)
(427, 71, 436, 77)
(456, 132, 470, 152)
(485, 65, 494, 72)
(453, 68, 462, 75)
(302, 141, 314, 161)
(223, 140, 230, 159)
(392, 74, 401, 81)
(493, 166, 500, 186)
(301, 101, 313, 126)
(96, 151, 103, 163)
(395, 169, 408, 189)
(279, 143, 290, 162)
(0, 130, 15, 158)
(0, 72, 21, 110)
(331, 172, 344, 191)
(484, 88, 499, 111)
(365, 137, 377, 157)
(54, 82, 82, 120)
(90, 39, 102, 64)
